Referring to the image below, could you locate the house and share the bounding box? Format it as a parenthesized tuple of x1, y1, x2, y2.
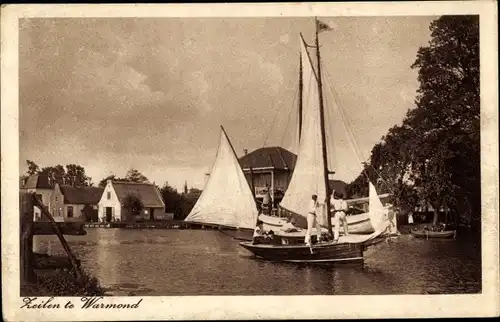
(49, 183, 104, 222)
(238, 146, 297, 205)
(237, 146, 348, 206)
(20, 174, 54, 221)
(98, 180, 165, 222)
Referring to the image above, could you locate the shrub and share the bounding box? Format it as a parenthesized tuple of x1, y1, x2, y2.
(21, 268, 106, 297)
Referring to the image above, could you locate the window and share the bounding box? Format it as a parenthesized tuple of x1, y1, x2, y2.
(107, 192, 111, 200)
(67, 206, 74, 218)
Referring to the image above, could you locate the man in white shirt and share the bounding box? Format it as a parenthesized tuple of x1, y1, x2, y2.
(305, 194, 323, 246)
(262, 185, 271, 215)
(252, 220, 268, 244)
(331, 192, 349, 242)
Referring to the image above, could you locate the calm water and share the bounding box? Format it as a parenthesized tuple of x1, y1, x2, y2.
(33, 229, 481, 295)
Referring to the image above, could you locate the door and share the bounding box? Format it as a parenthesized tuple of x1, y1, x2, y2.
(105, 207, 112, 222)
(150, 208, 155, 221)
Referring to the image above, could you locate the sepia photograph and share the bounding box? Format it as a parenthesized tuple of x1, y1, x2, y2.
(2, 2, 498, 320)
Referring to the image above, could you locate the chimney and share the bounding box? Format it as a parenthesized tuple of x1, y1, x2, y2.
(244, 149, 248, 155)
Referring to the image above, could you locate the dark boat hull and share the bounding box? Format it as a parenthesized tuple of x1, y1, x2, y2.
(239, 237, 386, 263)
(411, 229, 456, 239)
(219, 227, 253, 241)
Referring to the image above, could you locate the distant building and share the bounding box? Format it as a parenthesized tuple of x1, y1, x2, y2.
(238, 147, 296, 205)
(237, 146, 348, 206)
(98, 180, 165, 222)
(20, 174, 54, 221)
(50, 183, 104, 222)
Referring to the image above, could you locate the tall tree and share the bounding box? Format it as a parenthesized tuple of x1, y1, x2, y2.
(346, 16, 479, 229)
(410, 15, 479, 227)
(65, 164, 92, 187)
(125, 168, 149, 183)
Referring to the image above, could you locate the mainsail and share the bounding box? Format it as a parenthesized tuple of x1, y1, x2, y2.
(279, 36, 328, 220)
(184, 126, 258, 229)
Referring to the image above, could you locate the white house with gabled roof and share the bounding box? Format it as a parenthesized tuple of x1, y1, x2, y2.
(98, 180, 165, 222)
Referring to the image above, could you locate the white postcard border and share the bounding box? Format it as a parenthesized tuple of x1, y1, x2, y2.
(1, 2, 498, 321)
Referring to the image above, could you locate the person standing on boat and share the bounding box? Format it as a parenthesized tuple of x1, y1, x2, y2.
(262, 184, 271, 215)
(331, 192, 349, 242)
(305, 194, 323, 246)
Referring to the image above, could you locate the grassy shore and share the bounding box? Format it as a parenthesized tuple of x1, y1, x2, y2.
(21, 268, 106, 297)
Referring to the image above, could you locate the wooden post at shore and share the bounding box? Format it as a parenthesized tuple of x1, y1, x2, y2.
(32, 194, 85, 286)
(20, 191, 35, 284)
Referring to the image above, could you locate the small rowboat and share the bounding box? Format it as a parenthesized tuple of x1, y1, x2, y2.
(411, 229, 456, 239)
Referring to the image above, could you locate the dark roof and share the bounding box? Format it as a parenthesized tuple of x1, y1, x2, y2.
(21, 174, 53, 189)
(239, 147, 297, 170)
(112, 181, 165, 208)
(60, 186, 104, 205)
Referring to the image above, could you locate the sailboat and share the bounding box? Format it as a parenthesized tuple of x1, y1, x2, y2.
(184, 126, 259, 238)
(255, 31, 389, 236)
(239, 19, 393, 263)
(267, 181, 395, 243)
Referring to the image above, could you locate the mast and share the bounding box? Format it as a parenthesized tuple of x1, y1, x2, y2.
(298, 53, 303, 142)
(315, 17, 333, 236)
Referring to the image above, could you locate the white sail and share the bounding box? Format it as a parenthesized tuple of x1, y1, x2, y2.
(368, 181, 393, 234)
(184, 127, 258, 229)
(280, 36, 328, 218)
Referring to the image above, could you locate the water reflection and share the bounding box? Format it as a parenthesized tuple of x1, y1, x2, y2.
(32, 229, 481, 295)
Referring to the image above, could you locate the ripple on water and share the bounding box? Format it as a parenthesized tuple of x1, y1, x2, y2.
(33, 229, 481, 295)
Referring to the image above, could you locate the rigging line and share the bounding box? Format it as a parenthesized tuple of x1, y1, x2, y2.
(323, 68, 378, 189)
(280, 83, 299, 148)
(323, 68, 396, 195)
(262, 77, 300, 149)
(323, 69, 366, 174)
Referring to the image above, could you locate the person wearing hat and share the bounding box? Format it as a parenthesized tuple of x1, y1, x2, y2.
(305, 194, 323, 247)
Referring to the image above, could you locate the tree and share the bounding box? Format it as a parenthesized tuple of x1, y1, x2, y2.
(23, 160, 93, 187)
(26, 160, 39, 175)
(160, 182, 184, 219)
(122, 194, 144, 219)
(64, 164, 92, 187)
(99, 175, 119, 187)
(346, 16, 479, 230)
(125, 168, 149, 183)
(410, 15, 479, 227)
(39, 165, 66, 185)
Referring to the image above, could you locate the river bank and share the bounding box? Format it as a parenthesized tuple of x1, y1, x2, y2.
(20, 268, 106, 297)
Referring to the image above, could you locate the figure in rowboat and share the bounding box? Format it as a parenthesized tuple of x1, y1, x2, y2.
(252, 220, 276, 245)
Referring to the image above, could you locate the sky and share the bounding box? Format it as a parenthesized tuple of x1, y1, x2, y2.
(19, 16, 436, 191)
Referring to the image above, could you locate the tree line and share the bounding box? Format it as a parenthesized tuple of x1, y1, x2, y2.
(346, 16, 479, 230)
(21, 161, 201, 220)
